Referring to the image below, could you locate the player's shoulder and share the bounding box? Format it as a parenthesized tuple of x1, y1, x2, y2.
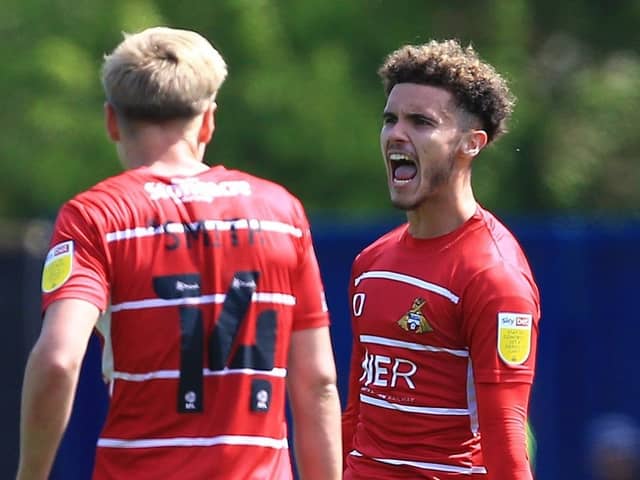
(55, 169, 159, 240)
(463, 207, 531, 268)
(225, 168, 300, 201)
(73, 168, 141, 200)
(461, 207, 539, 298)
(59, 170, 138, 216)
(218, 167, 308, 223)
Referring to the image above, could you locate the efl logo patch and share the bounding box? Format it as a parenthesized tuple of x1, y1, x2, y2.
(250, 379, 272, 412)
(41, 241, 74, 293)
(497, 312, 532, 365)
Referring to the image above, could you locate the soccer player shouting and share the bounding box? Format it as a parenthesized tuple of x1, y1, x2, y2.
(342, 40, 540, 480)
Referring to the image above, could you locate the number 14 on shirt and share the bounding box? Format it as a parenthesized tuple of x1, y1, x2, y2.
(152, 271, 277, 412)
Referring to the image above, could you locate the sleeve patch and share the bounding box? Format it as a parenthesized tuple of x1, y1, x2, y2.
(42, 241, 74, 293)
(497, 312, 532, 365)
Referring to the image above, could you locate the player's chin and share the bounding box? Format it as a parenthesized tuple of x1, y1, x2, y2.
(389, 193, 420, 211)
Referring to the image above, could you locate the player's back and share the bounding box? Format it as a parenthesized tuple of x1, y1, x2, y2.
(67, 165, 314, 479)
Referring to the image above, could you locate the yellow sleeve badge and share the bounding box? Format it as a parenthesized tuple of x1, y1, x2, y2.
(497, 312, 532, 365)
(41, 240, 74, 293)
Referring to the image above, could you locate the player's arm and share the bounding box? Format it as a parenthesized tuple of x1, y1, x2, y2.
(470, 295, 538, 480)
(475, 381, 533, 479)
(341, 336, 363, 463)
(17, 299, 100, 480)
(285, 203, 342, 479)
(287, 326, 342, 480)
(463, 265, 540, 480)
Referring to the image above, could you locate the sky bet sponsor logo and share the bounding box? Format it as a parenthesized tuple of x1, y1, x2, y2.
(52, 243, 70, 256)
(498, 312, 533, 365)
(500, 314, 531, 328)
(500, 316, 515, 327)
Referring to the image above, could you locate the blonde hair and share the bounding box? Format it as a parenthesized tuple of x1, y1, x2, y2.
(379, 39, 515, 143)
(102, 26, 228, 122)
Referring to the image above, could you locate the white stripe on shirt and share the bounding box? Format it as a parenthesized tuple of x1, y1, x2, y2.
(111, 292, 296, 312)
(353, 270, 459, 304)
(112, 367, 287, 382)
(360, 335, 469, 357)
(98, 435, 289, 450)
(105, 219, 302, 243)
(360, 394, 469, 416)
(349, 450, 487, 475)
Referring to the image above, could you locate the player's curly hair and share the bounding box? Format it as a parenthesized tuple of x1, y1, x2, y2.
(378, 39, 516, 143)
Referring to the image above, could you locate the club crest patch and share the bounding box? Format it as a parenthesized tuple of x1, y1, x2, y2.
(398, 298, 433, 334)
(498, 312, 532, 365)
(41, 241, 74, 293)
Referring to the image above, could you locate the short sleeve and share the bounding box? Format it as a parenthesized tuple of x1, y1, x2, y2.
(289, 201, 330, 331)
(461, 264, 540, 384)
(41, 200, 110, 313)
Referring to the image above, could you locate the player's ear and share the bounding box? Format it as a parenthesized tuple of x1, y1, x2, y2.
(104, 103, 120, 142)
(198, 102, 216, 144)
(461, 129, 488, 157)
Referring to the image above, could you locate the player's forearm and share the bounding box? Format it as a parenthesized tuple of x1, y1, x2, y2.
(476, 382, 533, 480)
(17, 346, 81, 480)
(481, 418, 532, 480)
(291, 383, 342, 480)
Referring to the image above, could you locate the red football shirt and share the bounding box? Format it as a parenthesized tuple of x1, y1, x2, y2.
(342, 206, 540, 479)
(41, 165, 329, 480)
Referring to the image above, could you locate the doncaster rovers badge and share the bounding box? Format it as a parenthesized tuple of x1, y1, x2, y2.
(397, 298, 433, 333)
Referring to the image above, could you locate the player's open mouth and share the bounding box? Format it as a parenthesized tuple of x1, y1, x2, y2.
(389, 153, 418, 184)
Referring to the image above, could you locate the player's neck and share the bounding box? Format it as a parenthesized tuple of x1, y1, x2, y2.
(406, 187, 477, 239)
(123, 132, 210, 176)
(145, 158, 210, 177)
